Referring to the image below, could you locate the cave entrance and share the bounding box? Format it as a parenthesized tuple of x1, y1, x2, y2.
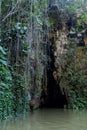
(41, 37, 67, 108)
(46, 68, 67, 108)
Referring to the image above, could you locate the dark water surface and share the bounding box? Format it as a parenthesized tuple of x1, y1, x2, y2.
(0, 109, 87, 130)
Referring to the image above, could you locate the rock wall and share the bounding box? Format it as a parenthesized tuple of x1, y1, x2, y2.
(48, 4, 87, 108)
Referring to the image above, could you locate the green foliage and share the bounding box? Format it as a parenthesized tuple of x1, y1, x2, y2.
(1, 0, 87, 117)
(14, 22, 28, 38)
(0, 46, 14, 119)
(65, 0, 84, 13)
(77, 12, 87, 30)
(1, 0, 47, 119)
(62, 42, 87, 109)
(12, 71, 29, 114)
(64, 0, 87, 32)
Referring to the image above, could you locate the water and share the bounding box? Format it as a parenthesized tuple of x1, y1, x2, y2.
(1, 109, 87, 130)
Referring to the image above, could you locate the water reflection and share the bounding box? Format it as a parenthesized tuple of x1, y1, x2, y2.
(1, 109, 87, 130)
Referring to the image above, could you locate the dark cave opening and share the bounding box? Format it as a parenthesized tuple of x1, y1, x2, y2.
(46, 68, 67, 108)
(41, 37, 67, 108)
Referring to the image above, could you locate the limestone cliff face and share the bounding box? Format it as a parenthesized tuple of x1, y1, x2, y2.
(53, 29, 68, 82)
(48, 4, 87, 107)
(30, 3, 87, 108)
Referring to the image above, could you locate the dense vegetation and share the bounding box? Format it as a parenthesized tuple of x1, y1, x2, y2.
(0, 0, 87, 119)
(0, 0, 48, 119)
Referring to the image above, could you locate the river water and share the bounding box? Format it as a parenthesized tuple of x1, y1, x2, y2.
(0, 109, 87, 130)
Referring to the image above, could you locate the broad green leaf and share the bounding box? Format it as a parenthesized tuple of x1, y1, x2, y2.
(0, 46, 6, 55)
(0, 59, 7, 66)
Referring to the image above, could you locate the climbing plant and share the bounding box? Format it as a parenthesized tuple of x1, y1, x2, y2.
(0, 0, 49, 118)
(0, 46, 14, 119)
(1, 0, 87, 120)
(60, 41, 87, 109)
